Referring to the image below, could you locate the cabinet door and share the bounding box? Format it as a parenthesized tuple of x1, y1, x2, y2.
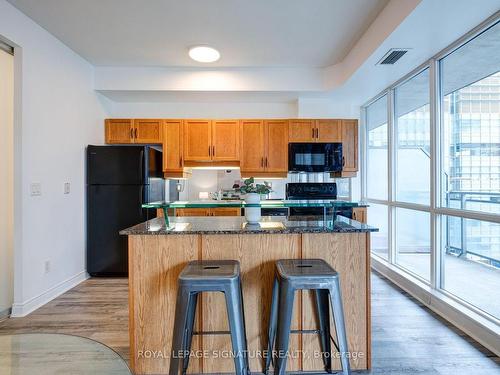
(352, 207, 367, 223)
(210, 207, 241, 216)
(105, 119, 133, 144)
(133, 119, 163, 144)
(212, 120, 240, 161)
(163, 120, 183, 172)
(175, 208, 209, 217)
(265, 120, 288, 173)
(289, 119, 315, 142)
(341, 119, 358, 173)
(316, 119, 341, 142)
(240, 120, 266, 173)
(183, 120, 212, 161)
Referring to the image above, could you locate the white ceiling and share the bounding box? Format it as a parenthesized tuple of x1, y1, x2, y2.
(7, 0, 388, 67)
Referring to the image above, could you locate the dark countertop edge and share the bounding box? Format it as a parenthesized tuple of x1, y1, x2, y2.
(120, 216, 378, 236)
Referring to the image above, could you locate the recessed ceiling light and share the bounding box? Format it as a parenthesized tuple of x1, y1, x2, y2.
(188, 45, 220, 63)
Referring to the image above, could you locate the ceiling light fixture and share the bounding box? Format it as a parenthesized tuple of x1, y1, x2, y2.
(188, 45, 220, 63)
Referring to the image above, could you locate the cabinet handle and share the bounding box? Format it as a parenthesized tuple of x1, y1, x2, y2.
(342, 156, 345, 167)
(130, 128, 134, 139)
(134, 128, 138, 139)
(212, 145, 215, 156)
(312, 128, 315, 139)
(179, 156, 182, 166)
(265, 157, 268, 167)
(315, 128, 319, 139)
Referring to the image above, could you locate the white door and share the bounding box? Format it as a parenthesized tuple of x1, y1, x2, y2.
(0, 46, 14, 317)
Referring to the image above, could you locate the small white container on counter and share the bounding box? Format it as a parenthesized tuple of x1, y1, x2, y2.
(244, 193, 261, 224)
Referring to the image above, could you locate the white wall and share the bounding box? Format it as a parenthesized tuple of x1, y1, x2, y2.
(105, 101, 297, 119)
(0, 48, 14, 315)
(0, 0, 107, 316)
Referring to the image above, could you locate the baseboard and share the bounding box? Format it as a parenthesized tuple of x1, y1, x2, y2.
(10, 271, 89, 317)
(0, 307, 11, 321)
(371, 256, 500, 357)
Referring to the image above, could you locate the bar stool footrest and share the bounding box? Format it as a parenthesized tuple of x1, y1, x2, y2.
(193, 330, 231, 336)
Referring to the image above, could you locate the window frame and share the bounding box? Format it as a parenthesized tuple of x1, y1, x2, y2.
(361, 12, 500, 324)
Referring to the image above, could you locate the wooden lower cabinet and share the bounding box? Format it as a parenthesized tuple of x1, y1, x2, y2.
(175, 207, 241, 217)
(175, 208, 210, 217)
(352, 207, 367, 223)
(128, 233, 371, 374)
(210, 207, 241, 216)
(128, 235, 202, 374)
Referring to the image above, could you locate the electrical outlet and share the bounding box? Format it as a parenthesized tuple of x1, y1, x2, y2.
(30, 183, 42, 196)
(64, 182, 71, 194)
(44, 260, 50, 274)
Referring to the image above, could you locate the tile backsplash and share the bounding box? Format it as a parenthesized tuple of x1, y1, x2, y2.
(176, 170, 350, 201)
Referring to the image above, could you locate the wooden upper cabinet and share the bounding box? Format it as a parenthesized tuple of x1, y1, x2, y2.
(105, 119, 133, 144)
(163, 120, 183, 172)
(289, 119, 341, 143)
(133, 119, 163, 144)
(341, 119, 358, 173)
(183, 120, 212, 161)
(316, 119, 341, 142)
(212, 120, 239, 161)
(265, 120, 288, 173)
(289, 119, 315, 142)
(183, 120, 239, 162)
(105, 119, 162, 144)
(240, 120, 266, 173)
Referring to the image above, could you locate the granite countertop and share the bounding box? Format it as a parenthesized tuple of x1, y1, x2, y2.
(120, 215, 378, 235)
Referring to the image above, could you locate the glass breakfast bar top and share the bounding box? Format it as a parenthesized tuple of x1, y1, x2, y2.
(140, 200, 371, 231)
(142, 199, 367, 209)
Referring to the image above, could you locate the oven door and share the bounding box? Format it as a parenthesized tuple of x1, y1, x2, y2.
(288, 143, 342, 172)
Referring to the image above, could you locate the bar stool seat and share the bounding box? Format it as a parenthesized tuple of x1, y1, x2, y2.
(179, 260, 240, 283)
(170, 260, 249, 375)
(276, 258, 338, 279)
(266, 259, 351, 375)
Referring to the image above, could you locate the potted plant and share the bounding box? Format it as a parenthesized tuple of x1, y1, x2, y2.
(236, 178, 272, 224)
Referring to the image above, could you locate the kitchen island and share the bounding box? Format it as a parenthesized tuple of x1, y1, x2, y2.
(121, 212, 377, 375)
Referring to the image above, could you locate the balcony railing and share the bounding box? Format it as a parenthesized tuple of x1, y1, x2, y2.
(445, 191, 500, 268)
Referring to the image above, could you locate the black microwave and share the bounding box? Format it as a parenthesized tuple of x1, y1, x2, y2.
(288, 143, 343, 172)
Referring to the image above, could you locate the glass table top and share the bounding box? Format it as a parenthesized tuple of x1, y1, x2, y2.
(0, 333, 131, 375)
(143, 199, 362, 209)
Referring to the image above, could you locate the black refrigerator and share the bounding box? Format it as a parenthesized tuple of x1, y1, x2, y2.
(87, 145, 164, 276)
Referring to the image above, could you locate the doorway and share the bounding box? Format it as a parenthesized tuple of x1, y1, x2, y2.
(0, 41, 14, 320)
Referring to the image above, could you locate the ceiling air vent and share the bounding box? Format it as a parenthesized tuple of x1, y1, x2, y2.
(377, 48, 409, 65)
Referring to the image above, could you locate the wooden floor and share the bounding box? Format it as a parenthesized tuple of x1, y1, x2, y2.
(0, 273, 498, 374)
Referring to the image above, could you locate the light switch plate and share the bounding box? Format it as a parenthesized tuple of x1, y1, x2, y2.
(30, 183, 42, 196)
(64, 182, 70, 194)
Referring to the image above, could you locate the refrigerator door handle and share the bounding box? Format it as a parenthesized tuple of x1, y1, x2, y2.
(140, 185, 145, 218)
(139, 149, 145, 184)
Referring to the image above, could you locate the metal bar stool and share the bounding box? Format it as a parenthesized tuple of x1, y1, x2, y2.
(265, 259, 350, 375)
(169, 260, 249, 375)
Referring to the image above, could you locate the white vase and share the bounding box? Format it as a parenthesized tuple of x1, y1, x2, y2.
(244, 193, 261, 224)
